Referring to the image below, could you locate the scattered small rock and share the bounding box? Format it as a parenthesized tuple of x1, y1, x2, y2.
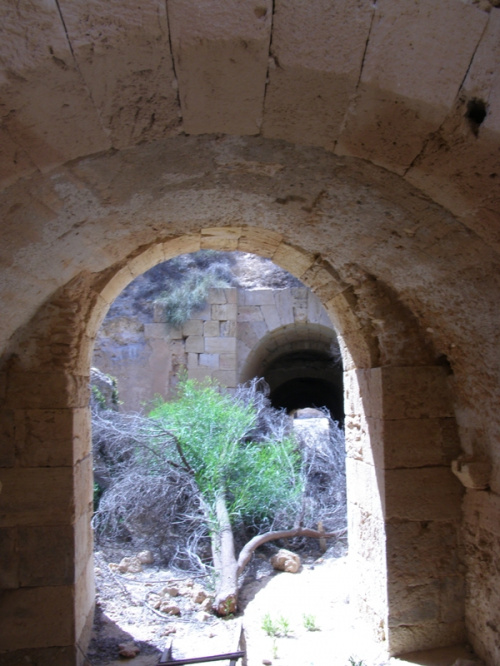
(117, 556, 143, 574)
(200, 597, 213, 612)
(262, 660, 272, 665)
(162, 585, 180, 597)
(192, 588, 208, 604)
(148, 593, 162, 609)
(270, 549, 301, 573)
(118, 641, 140, 658)
(160, 602, 181, 615)
(196, 611, 211, 622)
(137, 550, 154, 564)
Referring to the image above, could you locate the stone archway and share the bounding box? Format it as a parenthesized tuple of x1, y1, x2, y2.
(0, 225, 463, 664)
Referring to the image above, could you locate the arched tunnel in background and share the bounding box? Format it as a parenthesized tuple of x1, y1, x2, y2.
(240, 323, 344, 425)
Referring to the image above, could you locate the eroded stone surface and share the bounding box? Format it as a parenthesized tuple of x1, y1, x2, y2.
(1, 3, 500, 664)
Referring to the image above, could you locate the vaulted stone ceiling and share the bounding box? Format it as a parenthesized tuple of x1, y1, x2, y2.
(1, 0, 499, 228)
(1, 0, 499, 470)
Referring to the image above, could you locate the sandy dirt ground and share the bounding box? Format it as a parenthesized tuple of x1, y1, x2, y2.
(85, 548, 481, 666)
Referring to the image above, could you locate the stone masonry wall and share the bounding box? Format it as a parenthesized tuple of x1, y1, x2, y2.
(93, 286, 333, 411)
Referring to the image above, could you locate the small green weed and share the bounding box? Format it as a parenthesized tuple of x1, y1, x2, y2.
(303, 613, 320, 631)
(262, 613, 278, 637)
(277, 616, 291, 637)
(347, 658, 366, 666)
(261, 613, 292, 637)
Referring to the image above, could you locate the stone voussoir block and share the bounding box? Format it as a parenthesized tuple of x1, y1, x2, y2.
(237, 228, 282, 257)
(260, 304, 282, 330)
(272, 243, 314, 278)
(237, 306, 264, 322)
(238, 289, 275, 306)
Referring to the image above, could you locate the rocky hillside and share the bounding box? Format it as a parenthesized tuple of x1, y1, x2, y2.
(104, 251, 301, 325)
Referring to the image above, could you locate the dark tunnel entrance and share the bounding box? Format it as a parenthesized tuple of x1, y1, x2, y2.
(240, 324, 343, 425)
(270, 375, 343, 424)
(266, 351, 343, 425)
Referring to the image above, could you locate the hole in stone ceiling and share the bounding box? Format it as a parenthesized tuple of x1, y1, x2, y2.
(466, 98, 487, 135)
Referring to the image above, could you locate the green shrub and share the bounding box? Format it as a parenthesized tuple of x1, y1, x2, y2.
(148, 376, 302, 522)
(154, 251, 234, 328)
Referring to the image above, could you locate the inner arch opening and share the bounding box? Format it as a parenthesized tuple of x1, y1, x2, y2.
(240, 324, 343, 423)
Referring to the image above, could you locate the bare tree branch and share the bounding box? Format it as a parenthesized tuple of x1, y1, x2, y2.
(237, 527, 346, 575)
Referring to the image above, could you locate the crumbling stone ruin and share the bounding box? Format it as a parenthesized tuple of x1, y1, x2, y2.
(1, 1, 500, 664)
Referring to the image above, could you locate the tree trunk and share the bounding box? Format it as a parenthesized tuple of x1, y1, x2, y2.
(209, 493, 345, 616)
(211, 494, 238, 616)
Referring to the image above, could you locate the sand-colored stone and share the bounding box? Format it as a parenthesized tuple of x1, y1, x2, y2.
(1, 3, 500, 662)
(204, 336, 237, 354)
(168, 0, 272, 135)
(0, 585, 74, 651)
(0, 468, 74, 527)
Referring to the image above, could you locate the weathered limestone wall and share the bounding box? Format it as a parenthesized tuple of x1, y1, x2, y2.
(345, 367, 464, 653)
(94, 286, 333, 411)
(0, 372, 94, 666)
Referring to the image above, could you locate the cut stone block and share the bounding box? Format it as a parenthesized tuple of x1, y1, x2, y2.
(0, 467, 74, 528)
(205, 337, 237, 354)
(182, 320, 203, 336)
(0, 585, 74, 650)
(199, 353, 219, 369)
(212, 303, 237, 321)
(185, 336, 204, 353)
(385, 467, 463, 522)
(204, 321, 220, 337)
